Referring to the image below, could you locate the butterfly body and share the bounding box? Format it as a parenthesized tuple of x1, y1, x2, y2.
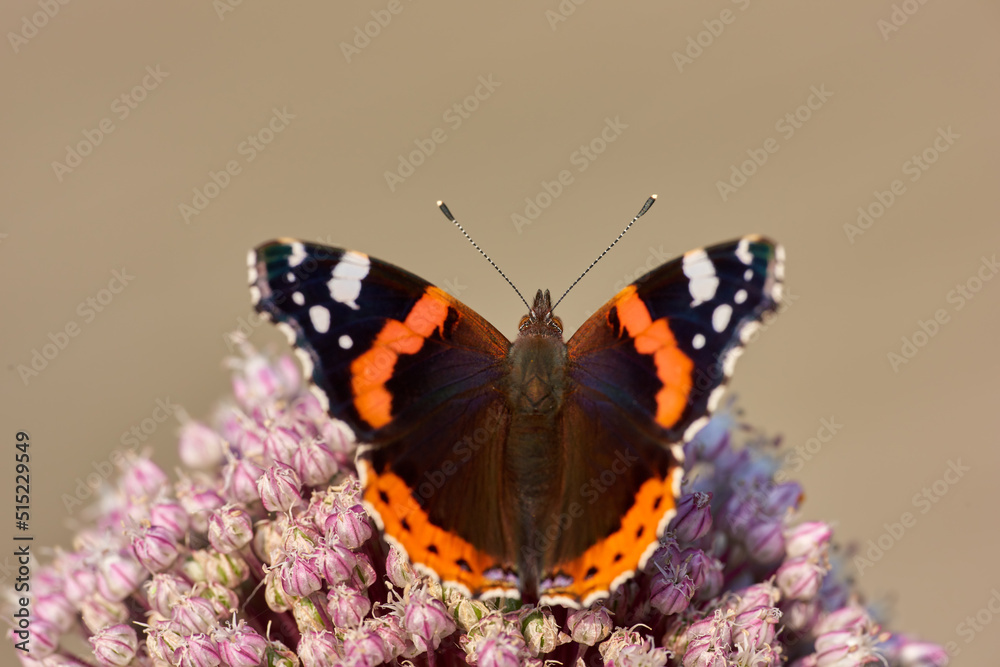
(250, 234, 784, 607)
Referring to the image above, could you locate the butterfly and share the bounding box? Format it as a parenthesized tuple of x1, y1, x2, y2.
(248, 210, 783, 608)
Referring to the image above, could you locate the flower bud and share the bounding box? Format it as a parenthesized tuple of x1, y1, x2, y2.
(215, 621, 268, 667)
(566, 605, 613, 646)
(121, 457, 168, 502)
(175, 633, 221, 667)
(222, 457, 265, 504)
(326, 584, 372, 628)
(651, 573, 694, 615)
(341, 627, 390, 666)
(404, 590, 456, 654)
(296, 630, 342, 667)
(278, 552, 323, 598)
(208, 504, 254, 553)
(263, 426, 300, 466)
(785, 521, 832, 559)
(179, 420, 226, 470)
(258, 462, 304, 512)
(385, 546, 417, 588)
(96, 551, 145, 602)
(131, 524, 180, 573)
(81, 595, 129, 634)
(171, 595, 219, 634)
(776, 555, 825, 601)
(35, 592, 75, 632)
(670, 492, 714, 543)
(89, 624, 138, 667)
(144, 573, 191, 617)
(745, 519, 785, 564)
(325, 505, 373, 549)
(294, 437, 339, 487)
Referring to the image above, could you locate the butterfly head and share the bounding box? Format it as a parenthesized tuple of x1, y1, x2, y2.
(518, 289, 563, 338)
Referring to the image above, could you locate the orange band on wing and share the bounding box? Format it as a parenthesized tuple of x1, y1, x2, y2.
(358, 459, 516, 596)
(615, 287, 694, 428)
(542, 467, 680, 605)
(350, 287, 451, 429)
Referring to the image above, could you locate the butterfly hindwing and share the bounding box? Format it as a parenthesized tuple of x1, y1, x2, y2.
(250, 239, 520, 597)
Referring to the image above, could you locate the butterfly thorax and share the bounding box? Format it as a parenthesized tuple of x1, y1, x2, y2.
(502, 289, 571, 596)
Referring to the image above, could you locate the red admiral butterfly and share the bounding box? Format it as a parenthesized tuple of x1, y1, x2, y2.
(248, 200, 783, 607)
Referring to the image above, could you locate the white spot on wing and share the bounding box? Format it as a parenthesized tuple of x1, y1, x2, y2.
(339, 334, 353, 349)
(692, 333, 706, 349)
(772, 282, 784, 304)
(736, 238, 753, 265)
(247, 250, 258, 284)
(712, 304, 733, 332)
(328, 251, 370, 311)
(682, 249, 719, 307)
(735, 289, 747, 304)
(294, 348, 314, 383)
(309, 383, 330, 412)
(292, 292, 305, 306)
(739, 321, 762, 343)
(309, 305, 331, 333)
(744, 269, 753, 281)
(707, 385, 726, 411)
(276, 322, 297, 346)
(288, 242, 307, 267)
(683, 416, 709, 443)
(722, 345, 744, 376)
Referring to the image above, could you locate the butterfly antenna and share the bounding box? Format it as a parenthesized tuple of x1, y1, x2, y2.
(552, 194, 657, 310)
(438, 200, 531, 310)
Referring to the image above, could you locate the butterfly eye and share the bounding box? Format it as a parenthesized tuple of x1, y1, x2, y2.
(518, 316, 531, 331)
(550, 316, 563, 333)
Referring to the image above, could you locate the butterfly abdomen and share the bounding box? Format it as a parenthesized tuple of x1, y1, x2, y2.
(501, 333, 572, 599)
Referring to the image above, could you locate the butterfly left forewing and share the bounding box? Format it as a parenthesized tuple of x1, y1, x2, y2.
(250, 239, 521, 598)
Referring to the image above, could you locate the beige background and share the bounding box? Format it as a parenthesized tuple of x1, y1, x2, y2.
(2, 1, 998, 664)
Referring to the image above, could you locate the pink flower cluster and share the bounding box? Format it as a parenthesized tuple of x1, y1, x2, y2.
(5, 345, 948, 667)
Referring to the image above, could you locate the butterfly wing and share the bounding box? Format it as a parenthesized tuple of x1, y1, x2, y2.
(250, 239, 521, 598)
(539, 235, 784, 605)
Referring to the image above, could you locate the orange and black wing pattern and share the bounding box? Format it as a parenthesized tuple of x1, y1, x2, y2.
(540, 236, 783, 605)
(250, 240, 520, 598)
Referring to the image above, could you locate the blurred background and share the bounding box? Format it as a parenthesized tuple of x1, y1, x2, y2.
(2, 0, 997, 663)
